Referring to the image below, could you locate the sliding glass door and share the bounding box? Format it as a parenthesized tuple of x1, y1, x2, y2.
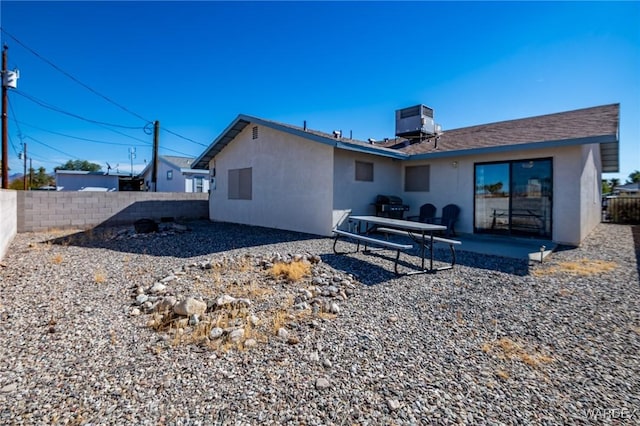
(475, 158, 552, 238)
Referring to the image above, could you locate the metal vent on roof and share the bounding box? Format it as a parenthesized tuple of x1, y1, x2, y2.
(252, 126, 258, 140)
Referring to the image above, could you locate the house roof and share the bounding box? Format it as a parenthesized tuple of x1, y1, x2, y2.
(55, 170, 130, 177)
(615, 182, 639, 192)
(192, 115, 409, 169)
(193, 104, 620, 172)
(161, 155, 196, 169)
(393, 103, 619, 172)
(139, 155, 208, 177)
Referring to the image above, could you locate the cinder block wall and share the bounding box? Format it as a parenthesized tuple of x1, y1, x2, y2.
(17, 192, 209, 232)
(0, 189, 18, 260)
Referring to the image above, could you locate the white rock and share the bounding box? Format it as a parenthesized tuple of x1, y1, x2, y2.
(1, 383, 17, 393)
(315, 377, 331, 390)
(244, 338, 257, 348)
(309, 352, 320, 362)
(277, 328, 289, 340)
(160, 275, 176, 283)
(216, 295, 237, 306)
(149, 282, 167, 294)
(157, 296, 177, 312)
(130, 308, 141, 316)
(387, 399, 401, 411)
(209, 327, 224, 339)
(248, 315, 260, 326)
(229, 328, 244, 343)
(135, 294, 148, 305)
(173, 297, 207, 317)
(329, 302, 340, 314)
(322, 359, 332, 368)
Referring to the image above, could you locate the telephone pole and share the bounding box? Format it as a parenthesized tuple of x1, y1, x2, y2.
(1, 45, 8, 189)
(22, 143, 27, 190)
(152, 120, 159, 192)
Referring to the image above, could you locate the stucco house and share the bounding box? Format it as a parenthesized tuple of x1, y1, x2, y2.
(193, 104, 619, 246)
(140, 156, 210, 193)
(55, 170, 130, 191)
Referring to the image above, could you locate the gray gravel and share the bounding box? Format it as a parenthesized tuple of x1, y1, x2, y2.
(0, 221, 638, 425)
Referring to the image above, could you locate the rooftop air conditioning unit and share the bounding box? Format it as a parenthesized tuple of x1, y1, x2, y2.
(395, 104, 435, 139)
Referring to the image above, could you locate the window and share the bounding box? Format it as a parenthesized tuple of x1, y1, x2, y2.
(228, 167, 252, 200)
(194, 177, 204, 193)
(404, 165, 430, 191)
(355, 161, 374, 182)
(252, 126, 258, 140)
(166, 170, 173, 180)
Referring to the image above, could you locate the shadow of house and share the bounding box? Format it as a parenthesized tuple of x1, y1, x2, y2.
(46, 221, 320, 259)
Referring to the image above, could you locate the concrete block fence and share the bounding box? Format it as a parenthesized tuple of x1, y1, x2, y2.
(0, 189, 18, 260)
(16, 192, 209, 233)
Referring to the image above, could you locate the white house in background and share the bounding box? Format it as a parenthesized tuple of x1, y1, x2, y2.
(55, 170, 129, 191)
(193, 104, 619, 246)
(140, 155, 210, 193)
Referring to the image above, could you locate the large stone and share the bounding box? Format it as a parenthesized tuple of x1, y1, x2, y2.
(156, 296, 177, 312)
(149, 282, 167, 294)
(216, 295, 237, 306)
(315, 378, 331, 390)
(229, 328, 244, 343)
(173, 297, 207, 317)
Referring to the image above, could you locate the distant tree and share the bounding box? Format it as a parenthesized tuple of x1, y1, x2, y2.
(609, 178, 620, 189)
(55, 159, 101, 172)
(8, 177, 24, 190)
(602, 179, 612, 194)
(483, 182, 504, 196)
(31, 166, 54, 189)
(627, 170, 640, 184)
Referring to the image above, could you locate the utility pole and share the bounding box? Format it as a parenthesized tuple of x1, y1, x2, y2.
(29, 157, 32, 190)
(22, 142, 27, 190)
(1, 45, 8, 189)
(152, 120, 159, 192)
(128, 147, 136, 177)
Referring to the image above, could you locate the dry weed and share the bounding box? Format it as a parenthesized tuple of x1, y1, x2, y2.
(51, 254, 63, 264)
(495, 369, 510, 380)
(533, 258, 617, 276)
(269, 260, 311, 282)
(483, 337, 553, 367)
(94, 270, 106, 284)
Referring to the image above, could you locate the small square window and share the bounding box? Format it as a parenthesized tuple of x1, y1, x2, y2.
(355, 161, 374, 182)
(167, 170, 173, 180)
(405, 165, 430, 192)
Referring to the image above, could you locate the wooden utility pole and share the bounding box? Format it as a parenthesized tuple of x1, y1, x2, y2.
(29, 158, 33, 190)
(152, 120, 159, 192)
(1, 45, 8, 189)
(22, 143, 27, 190)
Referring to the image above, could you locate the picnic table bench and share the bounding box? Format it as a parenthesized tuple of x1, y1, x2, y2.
(332, 229, 413, 275)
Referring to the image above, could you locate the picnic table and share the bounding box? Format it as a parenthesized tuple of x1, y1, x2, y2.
(333, 215, 461, 275)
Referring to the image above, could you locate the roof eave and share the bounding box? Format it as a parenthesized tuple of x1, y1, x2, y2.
(408, 134, 619, 168)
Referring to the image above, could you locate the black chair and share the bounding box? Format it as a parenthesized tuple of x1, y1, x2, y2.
(407, 203, 437, 223)
(432, 204, 460, 237)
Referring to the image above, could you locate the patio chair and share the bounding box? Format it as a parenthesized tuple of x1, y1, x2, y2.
(407, 203, 437, 223)
(431, 204, 460, 237)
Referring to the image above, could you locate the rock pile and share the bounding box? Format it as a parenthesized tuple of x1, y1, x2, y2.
(130, 252, 357, 350)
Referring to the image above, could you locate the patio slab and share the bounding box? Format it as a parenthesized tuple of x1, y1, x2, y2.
(454, 233, 556, 261)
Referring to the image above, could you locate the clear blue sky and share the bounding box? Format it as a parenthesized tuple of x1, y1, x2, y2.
(1, 1, 638, 181)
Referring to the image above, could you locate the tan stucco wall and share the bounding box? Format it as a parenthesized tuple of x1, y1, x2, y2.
(209, 125, 334, 236)
(0, 189, 17, 261)
(332, 149, 402, 218)
(401, 145, 599, 246)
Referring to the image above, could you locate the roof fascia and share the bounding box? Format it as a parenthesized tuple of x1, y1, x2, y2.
(407, 134, 618, 161)
(192, 116, 252, 169)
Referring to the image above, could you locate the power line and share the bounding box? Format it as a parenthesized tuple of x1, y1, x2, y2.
(1, 27, 152, 125)
(16, 120, 151, 147)
(25, 135, 79, 160)
(14, 90, 144, 129)
(161, 128, 208, 147)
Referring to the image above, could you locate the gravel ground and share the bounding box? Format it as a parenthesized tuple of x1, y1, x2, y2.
(0, 221, 638, 425)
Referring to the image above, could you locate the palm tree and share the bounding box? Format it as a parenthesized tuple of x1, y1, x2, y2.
(627, 170, 640, 184)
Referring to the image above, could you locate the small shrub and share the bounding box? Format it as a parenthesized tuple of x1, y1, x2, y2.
(52, 254, 63, 264)
(94, 270, 106, 283)
(269, 260, 311, 282)
(483, 337, 553, 368)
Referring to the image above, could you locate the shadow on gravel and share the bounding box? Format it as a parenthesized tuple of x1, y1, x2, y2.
(321, 247, 531, 285)
(632, 225, 640, 279)
(45, 220, 320, 259)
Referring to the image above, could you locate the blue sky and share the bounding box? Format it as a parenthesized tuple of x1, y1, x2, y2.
(1, 1, 638, 181)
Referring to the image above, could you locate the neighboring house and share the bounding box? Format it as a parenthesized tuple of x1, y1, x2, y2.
(193, 104, 619, 246)
(140, 156, 210, 193)
(55, 170, 129, 191)
(614, 182, 640, 196)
